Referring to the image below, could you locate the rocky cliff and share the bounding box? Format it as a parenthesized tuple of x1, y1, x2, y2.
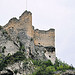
(0, 10, 74, 75)
(1, 10, 56, 63)
(0, 10, 56, 75)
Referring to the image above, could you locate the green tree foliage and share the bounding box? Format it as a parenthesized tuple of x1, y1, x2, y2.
(32, 58, 75, 75)
(4, 51, 26, 64)
(32, 59, 53, 67)
(0, 25, 3, 30)
(23, 60, 29, 70)
(0, 53, 6, 71)
(0, 51, 26, 71)
(0, 52, 74, 74)
(19, 41, 25, 52)
(14, 69, 18, 75)
(54, 58, 74, 71)
(32, 59, 54, 75)
(2, 30, 8, 34)
(2, 46, 6, 53)
(46, 66, 56, 72)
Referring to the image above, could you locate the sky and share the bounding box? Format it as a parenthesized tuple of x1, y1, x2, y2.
(0, 0, 75, 66)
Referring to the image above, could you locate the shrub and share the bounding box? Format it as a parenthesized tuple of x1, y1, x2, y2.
(12, 51, 26, 62)
(32, 59, 54, 75)
(2, 30, 8, 34)
(31, 38, 33, 41)
(54, 57, 60, 68)
(0, 25, 3, 30)
(43, 60, 53, 66)
(46, 66, 56, 72)
(2, 46, 6, 53)
(19, 41, 25, 52)
(54, 58, 74, 71)
(32, 66, 55, 75)
(14, 69, 18, 74)
(32, 59, 53, 67)
(23, 60, 28, 70)
(32, 58, 75, 75)
(0, 51, 26, 71)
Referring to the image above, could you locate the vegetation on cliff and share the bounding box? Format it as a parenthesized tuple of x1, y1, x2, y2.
(0, 51, 26, 71)
(0, 51, 74, 75)
(31, 58, 74, 75)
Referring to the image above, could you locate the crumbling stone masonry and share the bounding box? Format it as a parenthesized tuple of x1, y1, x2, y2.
(4, 10, 56, 64)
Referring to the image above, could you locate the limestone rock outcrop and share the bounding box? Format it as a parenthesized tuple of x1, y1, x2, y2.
(0, 10, 56, 75)
(1, 10, 56, 64)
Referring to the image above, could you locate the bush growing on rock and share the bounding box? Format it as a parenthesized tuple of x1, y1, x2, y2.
(0, 25, 3, 30)
(0, 51, 26, 71)
(2, 46, 6, 53)
(2, 30, 8, 34)
(31, 58, 75, 75)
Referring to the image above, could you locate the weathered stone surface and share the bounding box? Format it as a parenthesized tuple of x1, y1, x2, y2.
(0, 70, 13, 75)
(62, 70, 75, 75)
(54, 70, 75, 75)
(0, 10, 56, 75)
(0, 29, 19, 56)
(4, 60, 35, 75)
(3, 41, 19, 56)
(3, 10, 55, 63)
(34, 45, 47, 60)
(45, 46, 56, 64)
(34, 29, 55, 47)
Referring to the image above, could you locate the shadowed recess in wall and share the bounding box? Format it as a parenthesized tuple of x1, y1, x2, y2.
(45, 46, 55, 52)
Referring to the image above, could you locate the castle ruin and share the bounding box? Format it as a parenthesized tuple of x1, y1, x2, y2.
(3, 10, 56, 64)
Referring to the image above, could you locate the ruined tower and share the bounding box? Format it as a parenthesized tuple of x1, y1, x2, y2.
(34, 29, 55, 47)
(19, 11, 34, 38)
(4, 11, 34, 40)
(4, 10, 56, 64)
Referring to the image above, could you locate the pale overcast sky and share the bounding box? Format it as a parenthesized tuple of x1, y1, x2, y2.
(0, 0, 75, 66)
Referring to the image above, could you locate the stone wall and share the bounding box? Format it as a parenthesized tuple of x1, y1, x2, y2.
(4, 11, 34, 41)
(4, 10, 55, 48)
(34, 29, 55, 47)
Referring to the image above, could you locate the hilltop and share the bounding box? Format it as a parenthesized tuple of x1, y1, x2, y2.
(0, 10, 75, 75)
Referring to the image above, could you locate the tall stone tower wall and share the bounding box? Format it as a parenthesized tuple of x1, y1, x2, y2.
(4, 11, 34, 40)
(34, 29, 55, 47)
(19, 11, 34, 38)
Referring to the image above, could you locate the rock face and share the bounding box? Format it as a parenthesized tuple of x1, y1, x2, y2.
(0, 28, 19, 56)
(0, 60, 35, 75)
(0, 10, 56, 75)
(3, 10, 56, 63)
(54, 70, 75, 75)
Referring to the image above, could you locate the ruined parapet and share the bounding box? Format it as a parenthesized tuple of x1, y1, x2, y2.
(4, 11, 34, 40)
(19, 10, 34, 38)
(4, 17, 19, 29)
(34, 28, 55, 47)
(34, 28, 55, 64)
(3, 18, 19, 40)
(4, 11, 55, 47)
